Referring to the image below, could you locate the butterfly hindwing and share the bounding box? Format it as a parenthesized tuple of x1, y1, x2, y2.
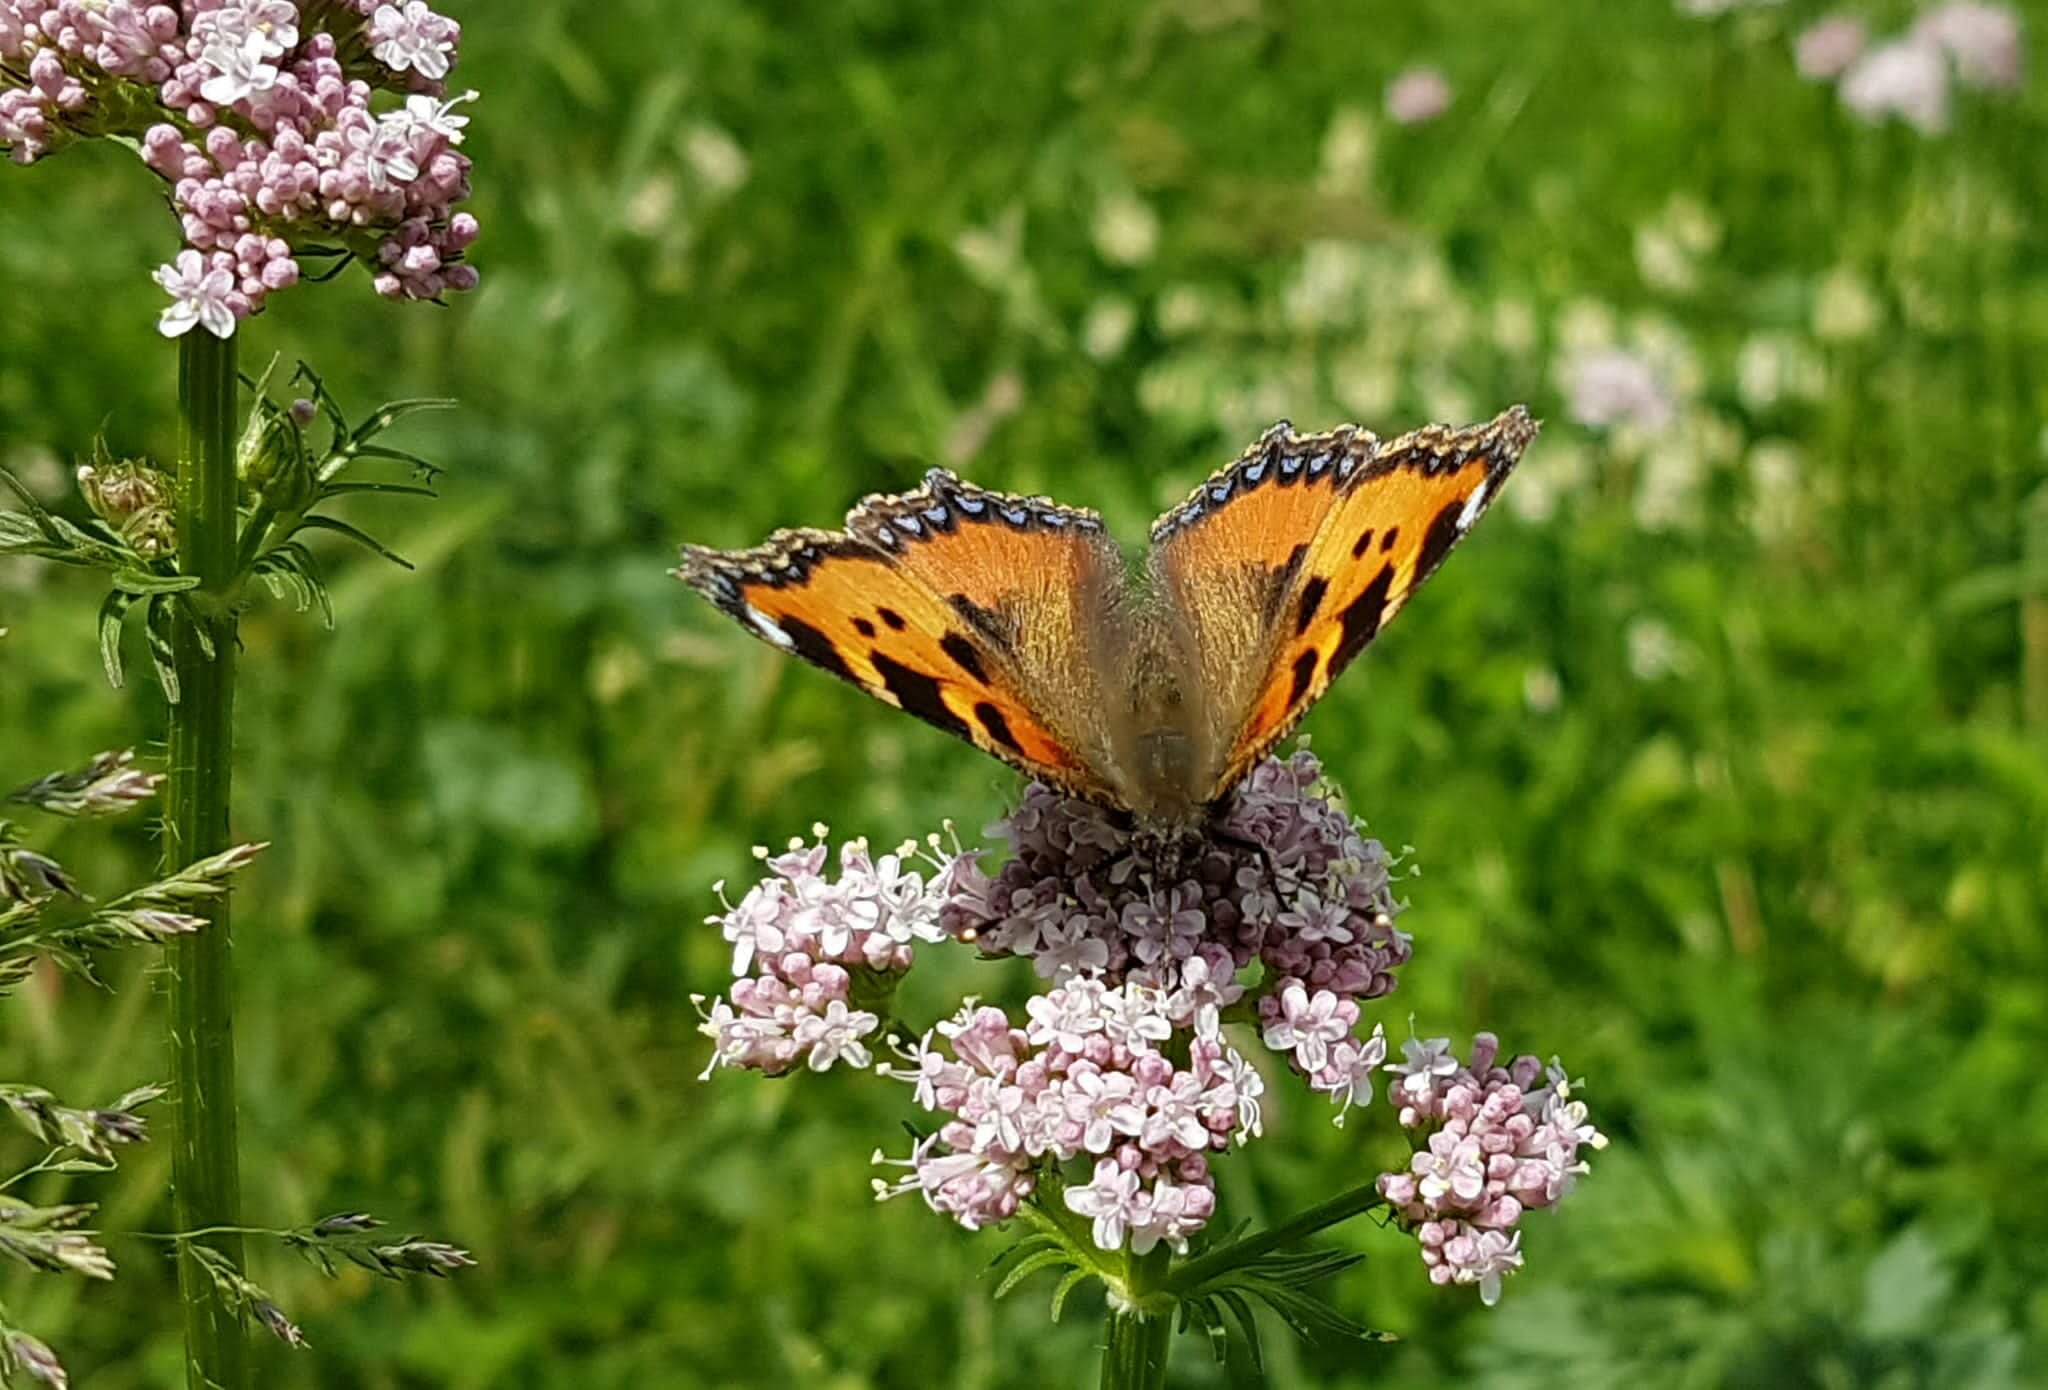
(678, 470, 1126, 802)
(1153, 406, 1537, 803)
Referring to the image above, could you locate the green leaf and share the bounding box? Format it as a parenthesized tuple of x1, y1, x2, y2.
(1049, 1265, 1094, 1323)
(992, 1247, 1080, 1302)
(350, 397, 456, 445)
(110, 567, 202, 595)
(291, 514, 415, 570)
(176, 595, 217, 661)
(143, 596, 180, 705)
(253, 543, 335, 628)
(320, 480, 439, 499)
(97, 589, 134, 688)
(1217, 1291, 1266, 1385)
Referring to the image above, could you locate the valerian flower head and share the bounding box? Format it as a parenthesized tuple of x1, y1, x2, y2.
(874, 982, 1242, 1251)
(694, 830, 957, 1078)
(1376, 1033, 1608, 1305)
(0, 0, 480, 333)
(697, 752, 1602, 1305)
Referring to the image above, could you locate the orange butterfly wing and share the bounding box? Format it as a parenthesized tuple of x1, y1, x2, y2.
(1152, 406, 1537, 803)
(678, 470, 1126, 802)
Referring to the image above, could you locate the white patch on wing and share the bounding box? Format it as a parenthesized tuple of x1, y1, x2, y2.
(745, 604, 795, 650)
(1456, 477, 1491, 531)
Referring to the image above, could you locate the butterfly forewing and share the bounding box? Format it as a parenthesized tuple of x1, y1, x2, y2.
(1146, 421, 1371, 792)
(677, 470, 1126, 802)
(1152, 406, 1537, 802)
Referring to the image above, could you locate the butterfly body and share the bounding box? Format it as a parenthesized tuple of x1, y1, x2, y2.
(679, 406, 1537, 829)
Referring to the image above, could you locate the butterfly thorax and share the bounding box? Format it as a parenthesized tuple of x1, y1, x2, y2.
(1098, 608, 1216, 831)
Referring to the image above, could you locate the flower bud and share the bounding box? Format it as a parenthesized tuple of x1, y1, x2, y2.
(75, 445, 174, 556)
(236, 405, 317, 512)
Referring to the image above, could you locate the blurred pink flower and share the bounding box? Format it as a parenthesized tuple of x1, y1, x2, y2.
(1795, 15, 1867, 80)
(1840, 38, 1952, 133)
(1913, 1, 2023, 90)
(1384, 66, 1451, 125)
(1562, 348, 1676, 431)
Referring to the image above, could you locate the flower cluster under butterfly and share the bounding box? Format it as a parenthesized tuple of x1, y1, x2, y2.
(684, 408, 1602, 1308)
(691, 748, 1604, 1303)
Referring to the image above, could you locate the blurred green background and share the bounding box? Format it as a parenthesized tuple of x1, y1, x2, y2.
(4, 0, 2046, 1385)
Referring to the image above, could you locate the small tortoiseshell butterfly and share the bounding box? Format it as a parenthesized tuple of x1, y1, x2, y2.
(678, 406, 1537, 830)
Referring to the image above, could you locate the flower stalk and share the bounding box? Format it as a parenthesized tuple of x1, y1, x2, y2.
(1099, 1245, 1174, 1390)
(166, 328, 249, 1390)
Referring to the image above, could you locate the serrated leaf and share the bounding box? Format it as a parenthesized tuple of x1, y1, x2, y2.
(111, 567, 202, 595)
(98, 589, 134, 688)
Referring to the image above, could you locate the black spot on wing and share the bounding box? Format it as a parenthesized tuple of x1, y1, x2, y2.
(948, 593, 1019, 648)
(1350, 529, 1375, 558)
(1288, 649, 1320, 708)
(1379, 527, 1399, 553)
(1332, 562, 1397, 673)
(778, 616, 856, 683)
(1294, 575, 1328, 636)
(878, 607, 908, 632)
(1412, 498, 1468, 583)
(940, 632, 990, 682)
(853, 616, 876, 639)
(871, 652, 972, 740)
(973, 701, 1022, 754)
(1258, 542, 1313, 623)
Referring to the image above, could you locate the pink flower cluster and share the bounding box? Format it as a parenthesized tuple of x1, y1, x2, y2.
(876, 979, 1259, 1253)
(1376, 1033, 1607, 1305)
(694, 834, 954, 1077)
(694, 754, 1604, 1305)
(946, 750, 1408, 1112)
(1794, 3, 2023, 135)
(0, 0, 478, 335)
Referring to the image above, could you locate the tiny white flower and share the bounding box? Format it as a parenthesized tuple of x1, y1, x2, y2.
(154, 251, 237, 339)
(198, 29, 281, 106)
(1064, 1158, 1145, 1250)
(794, 999, 878, 1072)
(369, 0, 458, 80)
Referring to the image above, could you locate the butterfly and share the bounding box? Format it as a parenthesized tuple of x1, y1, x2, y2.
(678, 405, 1537, 831)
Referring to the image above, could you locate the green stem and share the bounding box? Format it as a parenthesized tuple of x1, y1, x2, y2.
(1099, 1245, 1173, 1390)
(166, 329, 249, 1390)
(1167, 1179, 1387, 1293)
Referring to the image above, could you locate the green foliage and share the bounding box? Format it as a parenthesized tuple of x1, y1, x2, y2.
(2, 0, 2044, 1385)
